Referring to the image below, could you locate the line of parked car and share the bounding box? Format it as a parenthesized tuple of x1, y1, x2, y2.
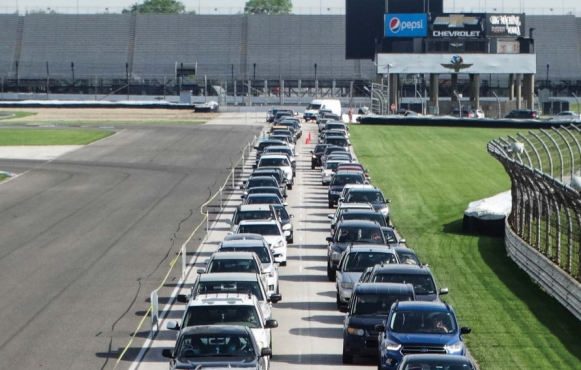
(309, 107, 477, 370)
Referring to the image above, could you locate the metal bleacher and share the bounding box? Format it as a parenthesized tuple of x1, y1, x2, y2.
(132, 15, 243, 80)
(0, 14, 19, 77)
(527, 15, 581, 80)
(18, 14, 132, 79)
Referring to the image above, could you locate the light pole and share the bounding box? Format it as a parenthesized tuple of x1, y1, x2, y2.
(546, 63, 550, 87)
(415, 90, 424, 115)
(573, 93, 580, 117)
(453, 90, 462, 116)
(385, 63, 393, 114)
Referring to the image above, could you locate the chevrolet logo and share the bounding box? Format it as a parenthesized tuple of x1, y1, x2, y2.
(433, 14, 480, 28)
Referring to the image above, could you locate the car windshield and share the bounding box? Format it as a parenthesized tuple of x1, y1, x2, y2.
(269, 136, 289, 143)
(245, 195, 282, 205)
(183, 305, 262, 328)
(253, 172, 282, 183)
(307, 103, 322, 110)
(207, 258, 259, 274)
(260, 158, 289, 167)
(373, 274, 436, 295)
(347, 191, 385, 204)
(326, 162, 344, 171)
(326, 138, 348, 146)
(325, 147, 347, 155)
(402, 361, 474, 370)
(342, 212, 386, 226)
(177, 333, 255, 358)
(247, 188, 279, 197)
(328, 124, 345, 130)
(351, 294, 413, 316)
(234, 210, 274, 224)
(266, 148, 292, 156)
(335, 226, 384, 244)
(389, 310, 457, 334)
(343, 252, 397, 272)
(273, 205, 289, 220)
(248, 178, 277, 188)
(223, 246, 271, 263)
(331, 175, 364, 186)
(257, 142, 279, 151)
(396, 250, 421, 266)
(238, 224, 281, 236)
(196, 281, 264, 301)
(314, 145, 327, 154)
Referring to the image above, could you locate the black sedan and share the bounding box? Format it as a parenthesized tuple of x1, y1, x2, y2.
(162, 325, 271, 370)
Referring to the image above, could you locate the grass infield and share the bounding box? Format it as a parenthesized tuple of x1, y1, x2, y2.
(0, 129, 114, 146)
(350, 125, 581, 370)
(0, 111, 37, 120)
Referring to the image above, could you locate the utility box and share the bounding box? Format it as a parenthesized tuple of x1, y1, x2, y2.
(180, 90, 193, 104)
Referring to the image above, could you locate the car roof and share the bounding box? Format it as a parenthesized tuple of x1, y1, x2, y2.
(198, 272, 262, 282)
(220, 238, 267, 247)
(239, 204, 273, 212)
(337, 220, 382, 227)
(371, 264, 431, 275)
(209, 251, 258, 260)
(246, 193, 280, 199)
(247, 186, 280, 192)
(347, 245, 393, 253)
(238, 219, 279, 225)
(348, 188, 382, 193)
(354, 282, 415, 295)
(179, 325, 251, 336)
(267, 146, 292, 150)
(343, 209, 382, 215)
(187, 292, 258, 307)
(334, 171, 364, 176)
(259, 140, 286, 145)
(394, 300, 451, 311)
(260, 154, 289, 159)
(339, 203, 374, 209)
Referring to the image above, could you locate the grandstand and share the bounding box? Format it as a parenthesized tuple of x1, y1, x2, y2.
(0, 14, 579, 93)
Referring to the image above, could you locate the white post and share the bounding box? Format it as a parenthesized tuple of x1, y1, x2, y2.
(151, 290, 159, 330)
(219, 186, 223, 210)
(204, 75, 207, 102)
(231, 167, 235, 190)
(206, 210, 210, 233)
(181, 243, 187, 280)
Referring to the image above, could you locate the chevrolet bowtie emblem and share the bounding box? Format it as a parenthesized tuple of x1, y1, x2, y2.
(433, 14, 479, 28)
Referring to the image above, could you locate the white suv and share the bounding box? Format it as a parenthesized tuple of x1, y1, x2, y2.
(235, 220, 289, 266)
(167, 293, 279, 354)
(257, 154, 294, 190)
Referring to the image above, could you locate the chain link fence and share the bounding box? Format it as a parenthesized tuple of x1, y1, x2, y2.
(488, 125, 581, 281)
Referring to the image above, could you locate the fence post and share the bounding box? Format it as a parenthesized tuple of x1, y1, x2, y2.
(206, 210, 210, 233)
(231, 167, 235, 190)
(181, 243, 187, 280)
(219, 186, 223, 210)
(151, 290, 159, 331)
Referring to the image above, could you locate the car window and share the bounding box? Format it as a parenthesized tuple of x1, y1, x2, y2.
(183, 305, 262, 328)
(222, 246, 271, 264)
(351, 294, 413, 315)
(343, 252, 397, 272)
(248, 178, 276, 188)
(245, 196, 281, 205)
(273, 205, 289, 220)
(347, 191, 385, 204)
(382, 229, 398, 244)
(238, 224, 280, 236)
(373, 273, 436, 295)
(207, 258, 260, 274)
(389, 311, 457, 334)
(342, 212, 386, 226)
(331, 175, 364, 186)
(397, 250, 421, 265)
(234, 210, 274, 224)
(177, 333, 255, 358)
(335, 226, 384, 244)
(260, 158, 289, 167)
(196, 281, 264, 301)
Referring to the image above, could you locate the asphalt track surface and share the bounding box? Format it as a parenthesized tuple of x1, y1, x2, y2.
(0, 121, 262, 370)
(130, 119, 373, 370)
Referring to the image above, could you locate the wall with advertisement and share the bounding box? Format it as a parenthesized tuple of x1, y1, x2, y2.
(429, 13, 487, 38)
(486, 14, 525, 37)
(376, 53, 536, 74)
(384, 13, 428, 38)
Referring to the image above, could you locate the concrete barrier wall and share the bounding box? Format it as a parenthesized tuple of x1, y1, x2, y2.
(505, 221, 581, 321)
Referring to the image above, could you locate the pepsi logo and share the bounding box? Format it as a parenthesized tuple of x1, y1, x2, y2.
(389, 18, 401, 33)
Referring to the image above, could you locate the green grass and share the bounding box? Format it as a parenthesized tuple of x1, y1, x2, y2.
(0, 111, 37, 120)
(350, 125, 581, 370)
(0, 129, 114, 146)
(0, 174, 7, 182)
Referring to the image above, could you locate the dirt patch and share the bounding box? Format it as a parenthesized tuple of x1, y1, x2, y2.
(0, 108, 218, 122)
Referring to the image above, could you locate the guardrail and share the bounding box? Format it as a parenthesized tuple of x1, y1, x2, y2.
(488, 125, 581, 322)
(113, 132, 262, 369)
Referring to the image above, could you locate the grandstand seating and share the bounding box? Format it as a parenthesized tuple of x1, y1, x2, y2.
(527, 15, 581, 80)
(0, 15, 19, 77)
(18, 14, 131, 79)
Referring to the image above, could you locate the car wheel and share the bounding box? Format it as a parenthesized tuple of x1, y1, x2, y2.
(327, 262, 336, 281)
(280, 261, 287, 267)
(342, 350, 353, 364)
(336, 293, 341, 310)
(287, 184, 293, 190)
(288, 237, 293, 244)
(311, 163, 315, 170)
(270, 338, 273, 359)
(328, 200, 334, 208)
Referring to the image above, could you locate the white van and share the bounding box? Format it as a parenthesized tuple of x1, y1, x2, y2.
(303, 99, 342, 121)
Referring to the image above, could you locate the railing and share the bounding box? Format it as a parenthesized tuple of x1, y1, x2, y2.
(488, 125, 581, 280)
(112, 132, 263, 369)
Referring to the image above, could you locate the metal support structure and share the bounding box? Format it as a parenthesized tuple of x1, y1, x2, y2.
(529, 131, 554, 178)
(540, 129, 564, 182)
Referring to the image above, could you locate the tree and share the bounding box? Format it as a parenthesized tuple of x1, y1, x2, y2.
(26, 8, 58, 14)
(122, 0, 194, 14)
(244, 0, 292, 15)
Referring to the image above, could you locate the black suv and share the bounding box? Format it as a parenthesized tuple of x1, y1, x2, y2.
(326, 220, 387, 280)
(240, 176, 286, 199)
(339, 209, 387, 228)
(505, 109, 539, 119)
(310, 144, 328, 169)
(328, 171, 367, 208)
(162, 325, 271, 369)
(254, 140, 287, 160)
(248, 168, 288, 194)
(360, 264, 448, 302)
(341, 282, 415, 364)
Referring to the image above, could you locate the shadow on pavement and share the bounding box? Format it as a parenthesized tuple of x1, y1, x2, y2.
(289, 327, 343, 338)
(271, 353, 342, 365)
(274, 301, 336, 311)
(302, 314, 344, 325)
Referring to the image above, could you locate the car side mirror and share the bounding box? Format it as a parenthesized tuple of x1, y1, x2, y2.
(399, 238, 406, 244)
(326, 236, 334, 242)
(240, 194, 247, 199)
(290, 214, 294, 218)
(439, 288, 449, 295)
(268, 293, 282, 303)
(460, 327, 472, 335)
(283, 194, 288, 198)
(176, 294, 188, 303)
(265, 319, 279, 328)
(161, 349, 173, 359)
(374, 324, 385, 332)
(327, 214, 334, 219)
(203, 258, 210, 265)
(339, 306, 349, 313)
(283, 230, 291, 237)
(252, 165, 257, 169)
(364, 181, 369, 185)
(239, 185, 245, 189)
(227, 231, 233, 235)
(197, 268, 205, 274)
(283, 202, 288, 207)
(261, 348, 273, 357)
(253, 146, 258, 150)
(273, 253, 282, 258)
(166, 320, 180, 330)
(386, 199, 392, 204)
